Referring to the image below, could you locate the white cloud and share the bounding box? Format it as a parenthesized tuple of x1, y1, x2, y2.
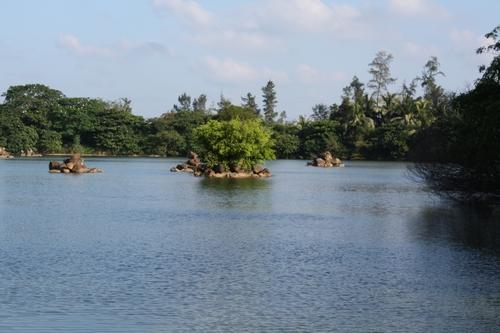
(153, 0, 213, 26)
(59, 34, 114, 57)
(296, 64, 344, 85)
(388, 0, 450, 19)
(202, 56, 287, 83)
(192, 29, 284, 53)
(59, 34, 171, 58)
(256, 0, 361, 33)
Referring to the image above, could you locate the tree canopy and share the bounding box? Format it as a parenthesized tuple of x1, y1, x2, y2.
(193, 119, 275, 171)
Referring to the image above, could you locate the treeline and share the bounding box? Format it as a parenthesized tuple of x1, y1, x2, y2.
(0, 52, 473, 161)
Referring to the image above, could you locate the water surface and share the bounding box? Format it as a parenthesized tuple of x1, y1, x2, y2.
(1, 158, 499, 332)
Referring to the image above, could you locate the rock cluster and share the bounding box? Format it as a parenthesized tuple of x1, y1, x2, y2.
(203, 164, 271, 178)
(307, 151, 343, 168)
(0, 147, 13, 159)
(21, 149, 42, 157)
(48, 154, 103, 174)
(170, 151, 202, 173)
(171, 151, 271, 178)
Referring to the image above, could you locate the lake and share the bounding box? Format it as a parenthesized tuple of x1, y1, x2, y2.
(1, 158, 499, 332)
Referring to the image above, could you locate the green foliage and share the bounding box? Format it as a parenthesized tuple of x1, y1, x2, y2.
(412, 26, 500, 203)
(5, 124, 39, 154)
(298, 120, 343, 159)
(262, 80, 278, 123)
(193, 119, 275, 170)
(39, 130, 62, 153)
(272, 124, 300, 159)
(151, 130, 186, 156)
(217, 104, 259, 121)
(366, 122, 410, 160)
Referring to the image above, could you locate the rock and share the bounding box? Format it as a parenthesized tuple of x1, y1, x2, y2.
(252, 165, 265, 174)
(308, 151, 343, 168)
(48, 154, 102, 174)
(0, 147, 12, 159)
(332, 157, 342, 166)
(315, 158, 326, 167)
(258, 168, 271, 177)
(170, 151, 271, 178)
(49, 161, 61, 170)
(187, 159, 199, 167)
(187, 151, 198, 160)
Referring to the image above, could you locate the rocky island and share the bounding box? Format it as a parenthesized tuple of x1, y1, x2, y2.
(49, 154, 103, 174)
(171, 151, 271, 178)
(308, 151, 344, 168)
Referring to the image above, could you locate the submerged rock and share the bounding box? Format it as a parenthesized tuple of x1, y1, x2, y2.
(308, 151, 344, 168)
(48, 154, 103, 174)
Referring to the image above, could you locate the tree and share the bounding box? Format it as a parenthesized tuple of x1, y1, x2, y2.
(368, 51, 396, 113)
(241, 93, 260, 115)
(174, 93, 192, 112)
(366, 122, 410, 160)
(311, 104, 330, 121)
(412, 26, 500, 204)
(419, 56, 446, 114)
(262, 80, 278, 123)
(39, 130, 62, 153)
(193, 119, 275, 171)
(151, 130, 186, 156)
(298, 120, 343, 158)
(217, 104, 259, 121)
(272, 123, 300, 159)
(193, 94, 207, 113)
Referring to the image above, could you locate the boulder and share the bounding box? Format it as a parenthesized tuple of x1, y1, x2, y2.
(49, 161, 61, 170)
(48, 154, 103, 174)
(252, 165, 265, 174)
(315, 158, 326, 167)
(308, 151, 343, 168)
(0, 147, 11, 159)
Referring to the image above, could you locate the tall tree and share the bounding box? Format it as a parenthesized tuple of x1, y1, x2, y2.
(311, 104, 330, 121)
(174, 93, 192, 112)
(420, 56, 446, 112)
(241, 93, 260, 115)
(368, 51, 396, 114)
(262, 80, 278, 123)
(193, 94, 207, 113)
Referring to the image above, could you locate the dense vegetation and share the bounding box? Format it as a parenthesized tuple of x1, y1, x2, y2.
(193, 119, 275, 171)
(411, 25, 500, 204)
(1, 25, 498, 203)
(0, 52, 451, 160)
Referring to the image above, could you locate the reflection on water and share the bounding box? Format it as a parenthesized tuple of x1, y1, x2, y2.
(0, 158, 499, 332)
(197, 177, 272, 210)
(413, 205, 500, 252)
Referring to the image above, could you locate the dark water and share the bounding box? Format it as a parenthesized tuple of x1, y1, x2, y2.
(1, 158, 499, 332)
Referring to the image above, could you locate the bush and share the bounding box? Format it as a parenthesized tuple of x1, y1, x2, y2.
(193, 119, 275, 170)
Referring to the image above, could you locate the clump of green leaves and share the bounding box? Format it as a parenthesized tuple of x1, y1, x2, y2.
(193, 119, 275, 171)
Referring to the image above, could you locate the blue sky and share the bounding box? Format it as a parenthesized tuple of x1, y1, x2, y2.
(0, 0, 498, 119)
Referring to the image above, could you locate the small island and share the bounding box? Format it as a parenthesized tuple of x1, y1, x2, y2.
(307, 151, 344, 168)
(48, 154, 103, 174)
(171, 118, 274, 178)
